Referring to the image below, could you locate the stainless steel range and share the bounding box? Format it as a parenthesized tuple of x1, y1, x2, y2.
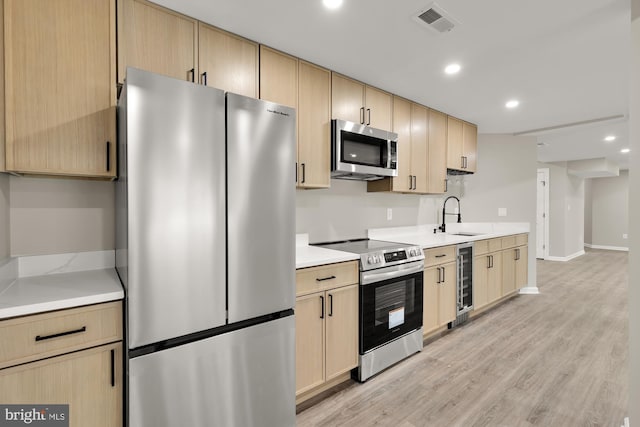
(314, 239, 425, 381)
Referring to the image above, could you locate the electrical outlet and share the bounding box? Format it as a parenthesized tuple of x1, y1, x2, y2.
(623, 234, 628, 239)
(498, 208, 507, 217)
(387, 208, 393, 221)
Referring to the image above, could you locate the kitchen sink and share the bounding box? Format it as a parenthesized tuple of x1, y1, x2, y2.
(449, 232, 484, 237)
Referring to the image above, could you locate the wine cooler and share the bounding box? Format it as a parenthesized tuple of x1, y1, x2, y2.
(456, 242, 474, 315)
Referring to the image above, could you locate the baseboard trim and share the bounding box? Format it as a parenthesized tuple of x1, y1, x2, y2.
(519, 286, 540, 295)
(584, 243, 629, 252)
(546, 250, 585, 262)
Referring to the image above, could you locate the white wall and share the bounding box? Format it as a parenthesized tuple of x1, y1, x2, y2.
(450, 134, 538, 288)
(0, 174, 9, 260)
(9, 177, 114, 256)
(584, 178, 593, 245)
(587, 171, 629, 249)
(628, 0, 640, 422)
(537, 161, 585, 258)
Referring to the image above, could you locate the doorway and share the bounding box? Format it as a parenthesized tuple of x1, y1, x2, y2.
(536, 168, 550, 259)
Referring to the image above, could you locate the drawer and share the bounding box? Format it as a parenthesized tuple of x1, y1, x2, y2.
(488, 238, 503, 253)
(0, 301, 122, 370)
(516, 233, 528, 246)
(424, 245, 456, 268)
(501, 236, 517, 249)
(474, 240, 488, 256)
(296, 261, 358, 296)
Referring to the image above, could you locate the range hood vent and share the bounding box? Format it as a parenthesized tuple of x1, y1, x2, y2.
(414, 3, 459, 34)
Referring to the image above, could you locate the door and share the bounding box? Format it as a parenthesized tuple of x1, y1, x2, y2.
(227, 94, 296, 323)
(118, 0, 197, 83)
(128, 316, 295, 427)
(515, 246, 528, 289)
(473, 255, 489, 309)
(423, 266, 439, 334)
(259, 46, 297, 108)
(5, 0, 116, 177)
(198, 23, 258, 97)
(364, 86, 392, 131)
(537, 168, 549, 259)
(410, 103, 428, 193)
(487, 253, 503, 303)
(439, 263, 457, 325)
(120, 69, 226, 348)
(295, 293, 325, 395)
(298, 61, 331, 188)
(446, 116, 463, 170)
(325, 285, 359, 381)
(392, 97, 412, 192)
(0, 343, 122, 427)
(428, 109, 447, 193)
(502, 249, 517, 295)
(331, 73, 365, 124)
(462, 122, 477, 172)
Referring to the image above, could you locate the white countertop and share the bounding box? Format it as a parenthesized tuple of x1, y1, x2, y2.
(296, 234, 359, 269)
(0, 251, 124, 320)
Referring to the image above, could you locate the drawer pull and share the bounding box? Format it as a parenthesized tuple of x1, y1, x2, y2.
(435, 254, 447, 258)
(35, 326, 87, 342)
(111, 349, 115, 387)
(316, 275, 336, 282)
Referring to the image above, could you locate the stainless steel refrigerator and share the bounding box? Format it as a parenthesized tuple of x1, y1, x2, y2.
(116, 68, 296, 427)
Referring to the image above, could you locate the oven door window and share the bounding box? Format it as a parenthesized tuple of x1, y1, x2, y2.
(360, 271, 423, 354)
(341, 130, 387, 168)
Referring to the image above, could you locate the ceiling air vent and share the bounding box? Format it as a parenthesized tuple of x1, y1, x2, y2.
(414, 3, 459, 34)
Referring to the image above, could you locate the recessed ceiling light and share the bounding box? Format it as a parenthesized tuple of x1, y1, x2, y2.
(444, 63, 461, 75)
(323, 0, 342, 9)
(621, 148, 630, 153)
(505, 100, 519, 109)
(604, 135, 616, 142)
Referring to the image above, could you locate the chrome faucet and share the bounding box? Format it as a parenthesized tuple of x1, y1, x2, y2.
(439, 196, 462, 233)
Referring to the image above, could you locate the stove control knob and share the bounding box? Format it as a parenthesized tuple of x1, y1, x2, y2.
(375, 255, 381, 263)
(367, 256, 373, 265)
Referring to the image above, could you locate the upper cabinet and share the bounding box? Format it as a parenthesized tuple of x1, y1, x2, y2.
(428, 109, 447, 193)
(199, 23, 258, 97)
(331, 73, 392, 132)
(446, 116, 477, 174)
(259, 47, 330, 189)
(118, 0, 258, 97)
(117, 0, 197, 84)
(3, 0, 116, 178)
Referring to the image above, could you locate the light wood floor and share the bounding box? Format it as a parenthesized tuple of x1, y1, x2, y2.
(297, 249, 628, 426)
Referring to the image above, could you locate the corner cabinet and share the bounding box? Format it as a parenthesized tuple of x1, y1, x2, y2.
(446, 116, 477, 174)
(295, 261, 358, 402)
(3, 0, 116, 178)
(331, 73, 392, 132)
(0, 302, 123, 427)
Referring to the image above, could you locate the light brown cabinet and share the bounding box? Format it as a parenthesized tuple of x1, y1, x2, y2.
(0, 302, 123, 427)
(259, 48, 331, 188)
(331, 73, 392, 132)
(503, 244, 528, 295)
(474, 249, 503, 309)
(367, 98, 429, 194)
(3, 0, 116, 178)
(295, 262, 358, 399)
(118, 0, 258, 97)
(117, 0, 197, 83)
(199, 23, 258, 97)
(446, 116, 477, 173)
(428, 109, 448, 193)
(423, 256, 456, 336)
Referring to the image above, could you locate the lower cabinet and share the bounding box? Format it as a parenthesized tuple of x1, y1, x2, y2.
(0, 343, 122, 427)
(503, 245, 528, 295)
(0, 302, 123, 427)
(423, 261, 456, 335)
(295, 282, 358, 396)
(474, 251, 503, 310)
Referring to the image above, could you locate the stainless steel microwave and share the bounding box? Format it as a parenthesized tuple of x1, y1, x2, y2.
(331, 119, 398, 181)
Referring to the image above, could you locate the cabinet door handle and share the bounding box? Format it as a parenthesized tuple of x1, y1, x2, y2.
(409, 175, 413, 190)
(436, 267, 441, 283)
(320, 296, 325, 319)
(35, 326, 86, 342)
(316, 275, 336, 282)
(366, 108, 371, 125)
(201, 72, 207, 86)
(295, 162, 298, 183)
(110, 349, 116, 387)
(444, 178, 448, 193)
(464, 156, 468, 168)
(106, 141, 111, 172)
(360, 107, 365, 124)
(301, 163, 306, 183)
(442, 266, 445, 282)
(515, 248, 520, 260)
(328, 294, 334, 317)
(461, 156, 465, 169)
(189, 68, 195, 83)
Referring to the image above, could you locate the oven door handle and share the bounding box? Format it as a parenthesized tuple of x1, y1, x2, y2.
(361, 261, 425, 285)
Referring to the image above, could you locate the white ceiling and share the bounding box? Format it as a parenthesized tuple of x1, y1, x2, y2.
(154, 0, 631, 169)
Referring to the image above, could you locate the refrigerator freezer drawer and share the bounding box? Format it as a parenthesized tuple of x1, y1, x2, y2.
(128, 315, 295, 427)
